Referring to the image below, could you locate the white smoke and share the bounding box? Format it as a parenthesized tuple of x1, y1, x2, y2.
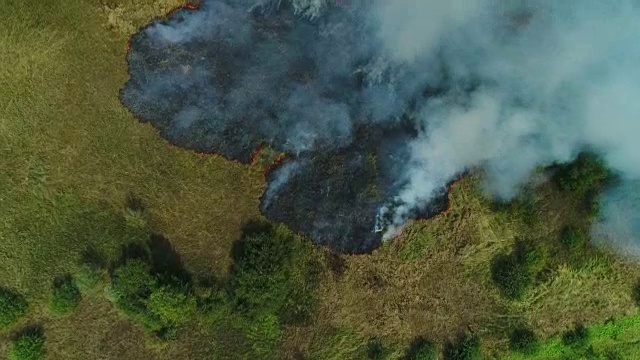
(373, 0, 640, 242)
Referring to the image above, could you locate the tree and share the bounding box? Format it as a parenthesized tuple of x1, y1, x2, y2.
(554, 151, 612, 196)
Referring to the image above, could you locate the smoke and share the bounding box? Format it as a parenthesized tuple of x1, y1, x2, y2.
(593, 179, 640, 259)
(121, 0, 640, 253)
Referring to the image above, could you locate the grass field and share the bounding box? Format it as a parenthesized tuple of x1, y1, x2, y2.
(2, 1, 640, 359)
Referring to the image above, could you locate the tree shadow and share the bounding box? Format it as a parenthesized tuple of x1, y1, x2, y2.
(405, 336, 436, 360)
(81, 245, 107, 270)
(229, 219, 274, 271)
(149, 233, 190, 284)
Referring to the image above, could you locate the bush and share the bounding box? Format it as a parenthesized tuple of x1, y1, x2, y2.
(443, 333, 481, 360)
(490, 239, 545, 299)
(561, 226, 588, 249)
(231, 227, 319, 324)
(147, 285, 197, 328)
(491, 254, 531, 299)
(404, 337, 436, 360)
(49, 276, 81, 315)
(509, 327, 538, 353)
(9, 328, 45, 360)
(108, 257, 197, 337)
(109, 259, 156, 317)
(0, 287, 28, 329)
(562, 323, 589, 348)
(232, 231, 294, 312)
(554, 151, 612, 196)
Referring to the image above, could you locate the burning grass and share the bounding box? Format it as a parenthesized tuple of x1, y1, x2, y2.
(3, 0, 640, 359)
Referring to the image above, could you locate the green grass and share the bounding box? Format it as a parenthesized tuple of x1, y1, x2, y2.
(49, 276, 81, 315)
(501, 313, 640, 360)
(0, 287, 28, 329)
(2, 0, 640, 359)
(9, 328, 45, 360)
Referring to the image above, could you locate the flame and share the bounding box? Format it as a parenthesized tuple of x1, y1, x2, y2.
(439, 177, 464, 216)
(251, 145, 265, 164)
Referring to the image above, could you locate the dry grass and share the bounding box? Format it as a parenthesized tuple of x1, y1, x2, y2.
(2, 1, 640, 359)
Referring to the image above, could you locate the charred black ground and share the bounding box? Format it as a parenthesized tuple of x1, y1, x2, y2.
(120, 0, 450, 253)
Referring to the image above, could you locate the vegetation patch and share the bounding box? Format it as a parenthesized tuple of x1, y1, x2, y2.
(491, 240, 544, 299)
(0, 287, 28, 329)
(443, 332, 482, 360)
(49, 276, 82, 315)
(107, 240, 197, 338)
(9, 327, 45, 360)
(509, 326, 539, 354)
(561, 323, 589, 349)
(404, 337, 437, 360)
(231, 224, 320, 325)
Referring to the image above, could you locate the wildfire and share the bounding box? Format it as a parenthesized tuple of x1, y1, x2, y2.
(439, 178, 462, 216)
(251, 145, 265, 165)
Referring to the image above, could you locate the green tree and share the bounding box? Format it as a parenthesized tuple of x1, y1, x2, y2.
(0, 287, 28, 329)
(108, 259, 156, 317)
(147, 284, 197, 328)
(554, 151, 612, 196)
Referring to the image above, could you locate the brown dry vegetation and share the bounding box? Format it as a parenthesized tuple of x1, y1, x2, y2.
(2, 1, 640, 359)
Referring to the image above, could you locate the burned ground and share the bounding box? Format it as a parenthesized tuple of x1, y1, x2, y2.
(120, 0, 451, 253)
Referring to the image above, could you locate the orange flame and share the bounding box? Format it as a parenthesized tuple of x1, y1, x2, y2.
(251, 145, 265, 164)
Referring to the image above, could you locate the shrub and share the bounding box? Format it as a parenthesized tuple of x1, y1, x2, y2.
(554, 151, 612, 196)
(404, 337, 436, 360)
(231, 227, 319, 324)
(562, 323, 589, 348)
(561, 226, 588, 249)
(491, 253, 531, 299)
(49, 276, 81, 315)
(509, 327, 538, 353)
(232, 231, 294, 313)
(490, 239, 545, 299)
(109, 259, 156, 316)
(443, 333, 481, 360)
(9, 328, 45, 360)
(108, 257, 197, 337)
(0, 287, 28, 329)
(147, 284, 197, 328)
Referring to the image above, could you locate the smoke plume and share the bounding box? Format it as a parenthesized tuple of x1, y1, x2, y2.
(121, 0, 640, 254)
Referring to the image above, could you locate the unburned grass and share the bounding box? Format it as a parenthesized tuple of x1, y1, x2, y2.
(3, 1, 640, 359)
